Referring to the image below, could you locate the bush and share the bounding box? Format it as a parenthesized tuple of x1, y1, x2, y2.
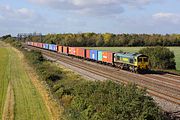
(24, 50, 63, 83)
(139, 47, 176, 69)
(2, 37, 22, 48)
(2, 34, 11, 39)
(64, 81, 162, 120)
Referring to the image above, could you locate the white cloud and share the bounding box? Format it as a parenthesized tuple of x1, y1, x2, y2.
(0, 5, 40, 22)
(29, 0, 154, 7)
(28, 0, 157, 15)
(153, 12, 180, 24)
(0, 5, 45, 36)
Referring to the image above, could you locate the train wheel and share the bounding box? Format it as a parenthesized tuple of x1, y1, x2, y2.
(134, 67, 138, 73)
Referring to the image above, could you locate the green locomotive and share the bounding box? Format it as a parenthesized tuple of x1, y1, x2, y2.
(114, 53, 149, 73)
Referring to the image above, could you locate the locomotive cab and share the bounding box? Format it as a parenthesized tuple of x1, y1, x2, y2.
(137, 55, 149, 71)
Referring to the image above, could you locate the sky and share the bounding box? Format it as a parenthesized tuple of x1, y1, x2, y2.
(0, 0, 180, 36)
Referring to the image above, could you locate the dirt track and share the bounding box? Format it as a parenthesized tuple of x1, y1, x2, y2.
(2, 82, 14, 120)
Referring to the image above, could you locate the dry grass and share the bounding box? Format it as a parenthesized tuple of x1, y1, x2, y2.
(23, 56, 63, 120)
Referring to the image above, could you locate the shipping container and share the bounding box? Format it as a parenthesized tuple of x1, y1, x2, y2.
(29, 42, 32, 46)
(63, 46, 69, 54)
(98, 51, 103, 61)
(27, 42, 32, 46)
(58, 46, 63, 53)
(37, 43, 43, 48)
(69, 47, 76, 56)
(49, 44, 57, 51)
(28, 42, 31, 46)
(102, 51, 114, 64)
(90, 50, 98, 61)
(76, 47, 86, 58)
(33, 42, 38, 47)
(86, 49, 90, 59)
(43, 43, 49, 49)
(30, 42, 33, 46)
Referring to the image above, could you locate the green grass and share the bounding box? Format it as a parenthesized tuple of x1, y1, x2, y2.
(85, 47, 180, 70)
(0, 42, 50, 120)
(168, 47, 180, 71)
(0, 47, 10, 118)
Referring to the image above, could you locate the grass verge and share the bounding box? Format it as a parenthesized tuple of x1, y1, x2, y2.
(0, 41, 51, 120)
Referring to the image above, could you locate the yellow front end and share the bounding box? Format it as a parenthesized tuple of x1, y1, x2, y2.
(137, 56, 149, 70)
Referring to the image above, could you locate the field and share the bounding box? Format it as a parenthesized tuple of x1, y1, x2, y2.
(0, 42, 50, 120)
(85, 47, 180, 70)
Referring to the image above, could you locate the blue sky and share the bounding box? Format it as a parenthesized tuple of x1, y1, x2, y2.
(0, 0, 180, 36)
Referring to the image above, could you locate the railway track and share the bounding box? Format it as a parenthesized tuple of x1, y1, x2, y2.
(25, 45, 180, 106)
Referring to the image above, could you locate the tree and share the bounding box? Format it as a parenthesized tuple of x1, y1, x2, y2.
(139, 47, 176, 69)
(2, 34, 11, 39)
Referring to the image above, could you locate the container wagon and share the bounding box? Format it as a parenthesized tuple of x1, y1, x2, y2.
(49, 44, 57, 51)
(27, 42, 33, 46)
(98, 51, 114, 64)
(86, 49, 90, 59)
(63, 46, 69, 55)
(33, 42, 38, 47)
(102, 51, 114, 64)
(43, 43, 49, 49)
(58, 46, 63, 53)
(37, 43, 43, 48)
(69, 47, 76, 56)
(76, 47, 86, 58)
(90, 50, 98, 61)
(98, 51, 103, 61)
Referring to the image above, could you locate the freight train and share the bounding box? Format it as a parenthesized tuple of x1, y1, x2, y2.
(27, 42, 149, 73)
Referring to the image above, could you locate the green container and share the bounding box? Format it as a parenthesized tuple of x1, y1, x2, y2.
(98, 51, 103, 61)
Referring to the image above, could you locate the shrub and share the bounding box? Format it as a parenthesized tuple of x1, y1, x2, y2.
(2, 37, 22, 48)
(24, 50, 63, 84)
(64, 81, 162, 120)
(139, 47, 176, 69)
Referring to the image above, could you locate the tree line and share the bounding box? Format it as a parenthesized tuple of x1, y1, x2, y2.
(27, 33, 180, 47)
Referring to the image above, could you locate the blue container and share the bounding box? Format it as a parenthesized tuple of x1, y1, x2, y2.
(49, 44, 57, 51)
(43, 44, 49, 49)
(90, 50, 98, 61)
